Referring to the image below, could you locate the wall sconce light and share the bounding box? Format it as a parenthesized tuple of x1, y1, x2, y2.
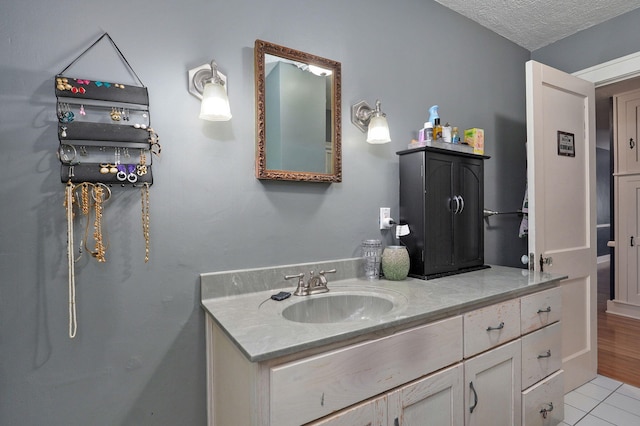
(188, 60, 232, 121)
(351, 99, 391, 144)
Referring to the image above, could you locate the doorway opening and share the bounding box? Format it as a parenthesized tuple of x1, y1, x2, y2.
(574, 52, 640, 386)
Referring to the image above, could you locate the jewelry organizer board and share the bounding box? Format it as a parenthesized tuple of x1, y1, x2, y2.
(55, 32, 158, 187)
(57, 33, 156, 339)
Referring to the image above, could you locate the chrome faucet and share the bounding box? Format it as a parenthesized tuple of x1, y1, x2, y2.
(285, 269, 336, 296)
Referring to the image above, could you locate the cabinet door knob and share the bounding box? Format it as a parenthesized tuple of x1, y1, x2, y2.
(469, 381, 479, 413)
(631, 138, 636, 149)
(486, 321, 505, 331)
(540, 402, 554, 419)
(537, 349, 552, 359)
(458, 195, 465, 214)
(451, 196, 460, 214)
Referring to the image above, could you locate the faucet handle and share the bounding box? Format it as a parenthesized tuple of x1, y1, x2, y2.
(318, 269, 336, 285)
(284, 272, 305, 286)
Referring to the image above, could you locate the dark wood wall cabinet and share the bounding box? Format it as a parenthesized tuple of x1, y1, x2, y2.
(398, 146, 490, 279)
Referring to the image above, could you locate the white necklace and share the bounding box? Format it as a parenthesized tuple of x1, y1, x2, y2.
(65, 181, 77, 338)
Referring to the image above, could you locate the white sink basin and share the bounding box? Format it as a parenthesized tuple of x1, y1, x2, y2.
(281, 294, 395, 323)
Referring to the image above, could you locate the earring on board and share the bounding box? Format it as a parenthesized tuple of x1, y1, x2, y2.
(110, 107, 121, 121)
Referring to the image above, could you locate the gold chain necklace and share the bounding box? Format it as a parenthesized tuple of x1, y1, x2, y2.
(141, 183, 150, 263)
(92, 185, 106, 263)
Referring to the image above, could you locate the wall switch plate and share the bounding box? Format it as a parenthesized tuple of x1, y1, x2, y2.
(380, 207, 391, 229)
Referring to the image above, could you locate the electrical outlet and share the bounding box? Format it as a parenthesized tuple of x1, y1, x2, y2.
(379, 207, 391, 229)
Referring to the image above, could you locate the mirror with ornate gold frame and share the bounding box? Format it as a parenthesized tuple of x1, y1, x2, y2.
(255, 39, 342, 182)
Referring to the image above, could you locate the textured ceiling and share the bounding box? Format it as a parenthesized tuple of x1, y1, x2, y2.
(434, 0, 640, 51)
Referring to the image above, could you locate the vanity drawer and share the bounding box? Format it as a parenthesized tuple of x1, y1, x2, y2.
(269, 316, 463, 426)
(521, 322, 562, 390)
(522, 370, 564, 426)
(463, 299, 521, 358)
(521, 287, 561, 335)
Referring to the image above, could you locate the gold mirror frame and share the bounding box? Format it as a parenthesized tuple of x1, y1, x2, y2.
(255, 39, 342, 182)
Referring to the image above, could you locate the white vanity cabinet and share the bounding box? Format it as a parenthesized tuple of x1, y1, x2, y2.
(204, 283, 563, 426)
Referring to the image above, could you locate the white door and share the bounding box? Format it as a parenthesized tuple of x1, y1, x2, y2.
(525, 60, 597, 393)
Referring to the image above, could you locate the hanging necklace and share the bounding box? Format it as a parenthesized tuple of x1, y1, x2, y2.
(64, 181, 78, 338)
(92, 185, 107, 263)
(141, 183, 151, 263)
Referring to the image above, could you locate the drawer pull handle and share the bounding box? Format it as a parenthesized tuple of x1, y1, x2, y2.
(540, 402, 554, 419)
(469, 381, 479, 413)
(486, 321, 504, 331)
(394, 418, 399, 426)
(537, 306, 551, 314)
(537, 349, 552, 359)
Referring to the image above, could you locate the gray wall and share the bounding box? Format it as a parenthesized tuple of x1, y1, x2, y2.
(531, 8, 640, 73)
(1, 0, 530, 424)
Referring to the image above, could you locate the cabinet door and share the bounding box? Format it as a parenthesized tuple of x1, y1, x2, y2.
(465, 339, 522, 426)
(616, 175, 640, 305)
(424, 153, 456, 275)
(614, 89, 640, 174)
(454, 157, 483, 268)
(308, 396, 386, 426)
(388, 363, 463, 426)
(399, 151, 427, 277)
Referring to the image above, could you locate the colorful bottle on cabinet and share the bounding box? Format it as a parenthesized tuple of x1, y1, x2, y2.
(433, 118, 442, 140)
(443, 123, 452, 143)
(451, 127, 460, 144)
(429, 105, 442, 140)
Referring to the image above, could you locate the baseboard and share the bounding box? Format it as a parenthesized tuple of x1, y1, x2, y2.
(606, 299, 640, 320)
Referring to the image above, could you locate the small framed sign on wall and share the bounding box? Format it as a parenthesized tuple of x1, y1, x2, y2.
(557, 131, 575, 157)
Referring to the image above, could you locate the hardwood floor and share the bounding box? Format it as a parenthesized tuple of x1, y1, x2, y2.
(597, 261, 640, 388)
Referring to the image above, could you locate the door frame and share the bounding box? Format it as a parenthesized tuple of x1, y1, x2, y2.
(573, 55, 640, 316)
(573, 51, 640, 88)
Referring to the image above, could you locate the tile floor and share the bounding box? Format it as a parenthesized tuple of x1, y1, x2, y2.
(561, 375, 640, 425)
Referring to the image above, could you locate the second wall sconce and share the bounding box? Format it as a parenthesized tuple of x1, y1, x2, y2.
(351, 99, 391, 144)
(188, 60, 232, 121)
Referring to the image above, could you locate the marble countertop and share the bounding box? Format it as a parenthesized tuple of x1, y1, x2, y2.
(201, 262, 564, 363)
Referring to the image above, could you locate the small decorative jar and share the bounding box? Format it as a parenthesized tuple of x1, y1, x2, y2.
(381, 245, 410, 281)
(361, 239, 382, 280)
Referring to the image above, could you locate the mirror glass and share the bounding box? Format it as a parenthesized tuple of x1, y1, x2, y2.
(255, 40, 341, 182)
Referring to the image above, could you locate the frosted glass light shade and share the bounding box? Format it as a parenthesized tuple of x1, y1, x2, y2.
(199, 82, 232, 121)
(366, 115, 391, 144)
